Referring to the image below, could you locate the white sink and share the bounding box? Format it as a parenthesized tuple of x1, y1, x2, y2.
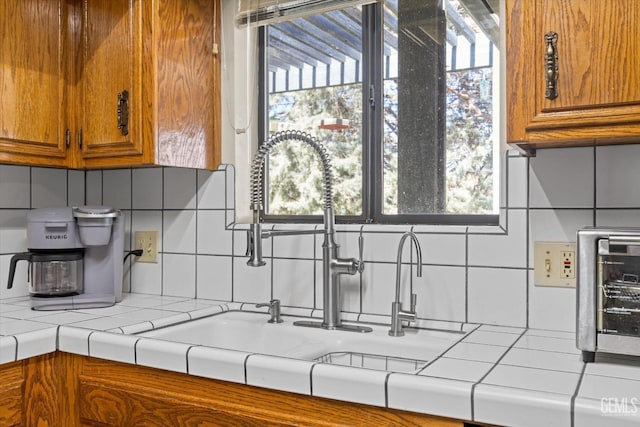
(139, 311, 466, 373)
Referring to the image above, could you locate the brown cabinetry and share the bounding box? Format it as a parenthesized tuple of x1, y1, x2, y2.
(506, 0, 640, 155)
(0, 361, 22, 426)
(0, 0, 73, 167)
(0, 0, 221, 170)
(0, 352, 468, 427)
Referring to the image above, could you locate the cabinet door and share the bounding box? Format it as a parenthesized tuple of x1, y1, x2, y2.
(507, 0, 640, 153)
(540, 0, 640, 111)
(77, 0, 145, 166)
(0, 361, 22, 427)
(0, 0, 71, 167)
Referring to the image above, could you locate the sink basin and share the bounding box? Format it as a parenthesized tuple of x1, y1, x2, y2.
(139, 311, 466, 373)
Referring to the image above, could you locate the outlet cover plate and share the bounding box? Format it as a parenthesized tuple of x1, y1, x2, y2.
(533, 241, 577, 288)
(134, 231, 159, 263)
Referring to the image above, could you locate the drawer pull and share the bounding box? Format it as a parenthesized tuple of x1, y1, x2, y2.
(117, 90, 129, 136)
(544, 31, 558, 100)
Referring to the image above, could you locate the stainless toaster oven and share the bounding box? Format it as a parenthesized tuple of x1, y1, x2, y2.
(578, 228, 640, 362)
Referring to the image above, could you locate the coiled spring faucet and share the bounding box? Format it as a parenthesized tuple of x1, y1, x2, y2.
(246, 130, 369, 333)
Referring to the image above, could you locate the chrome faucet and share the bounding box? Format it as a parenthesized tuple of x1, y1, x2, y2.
(246, 130, 370, 333)
(389, 232, 422, 337)
(256, 299, 283, 323)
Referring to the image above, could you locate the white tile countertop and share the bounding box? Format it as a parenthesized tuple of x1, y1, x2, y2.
(1, 293, 640, 427)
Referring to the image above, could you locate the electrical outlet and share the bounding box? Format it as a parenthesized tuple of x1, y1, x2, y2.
(561, 251, 575, 279)
(533, 241, 577, 288)
(134, 231, 159, 263)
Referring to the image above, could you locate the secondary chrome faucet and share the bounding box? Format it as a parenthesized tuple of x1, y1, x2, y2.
(246, 130, 370, 333)
(389, 232, 422, 337)
(256, 299, 283, 323)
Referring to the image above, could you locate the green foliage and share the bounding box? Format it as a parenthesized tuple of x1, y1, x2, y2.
(267, 85, 363, 216)
(266, 67, 495, 217)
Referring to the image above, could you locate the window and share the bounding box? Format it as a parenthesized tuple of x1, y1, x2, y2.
(256, 0, 500, 224)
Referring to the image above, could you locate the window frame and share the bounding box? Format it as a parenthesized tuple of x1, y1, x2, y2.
(257, 2, 499, 226)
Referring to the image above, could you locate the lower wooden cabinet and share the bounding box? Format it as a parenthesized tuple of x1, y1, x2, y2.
(0, 360, 22, 427)
(0, 352, 470, 427)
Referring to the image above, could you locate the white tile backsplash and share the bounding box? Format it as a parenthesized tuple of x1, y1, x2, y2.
(468, 267, 527, 327)
(68, 170, 85, 207)
(132, 168, 163, 209)
(196, 210, 232, 255)
(272, 258, 314, 307)
(468, 209, 527, 268)
(416, 232, 466, 266)
(196, 255, 233, 300)
(0, 209, 28, 253)
(85, 170, 103, 205)
(103, 169, 132, 209)
(528, 271, 576, 332)
(197, 168, 227, 209)
(2, 144, 640, 332)
(162, 254, 196, 298)
(164, 167, 197, 209)
(506, 155, 528, 208)
(0, 165, 30, 208)
(596, 144, 640, 207)
(530, 146, 594, 208)
(163, 210, 196, 253)
(31, 167, 67, 208)
(360, 262, 396, 315)
(414, 265, 466, 322)
(232, 258, 271, 303)
(596, 209, 640, 227)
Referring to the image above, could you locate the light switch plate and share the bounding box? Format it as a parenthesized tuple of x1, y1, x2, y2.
(533, 241, 577, 288)
(134, 231, 159, 263)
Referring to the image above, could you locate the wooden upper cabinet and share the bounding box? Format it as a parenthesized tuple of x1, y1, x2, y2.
(76, 0, 142, 166)
(77, 0, 221, 169)
(0, 0, 72, 167)
(0, 0, 221, 170)
(506, 0, 640, 155)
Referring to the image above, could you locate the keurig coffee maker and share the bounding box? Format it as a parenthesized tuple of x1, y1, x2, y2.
(7, 206, 125, 310)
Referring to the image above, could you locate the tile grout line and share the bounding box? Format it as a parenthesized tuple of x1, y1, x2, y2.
(570, 362, 588, 427)
(86, 330, 97, 357)
(11, 335, 19, 361)
(194, 169, 199, 300)
(384, 372, 392, 408)
(464, 226, 469, 323)
(469, 328, 528, 422)
(525, 153, 530, 329)
(415, 324, 482, 375)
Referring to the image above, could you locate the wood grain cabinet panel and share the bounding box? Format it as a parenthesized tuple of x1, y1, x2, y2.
(507, 0, 640, 155)
(78, 0, 221, 169)
(76, 357, 466, 427)
(0, 0, 221, 170)
(0, 0, 73, 167)
(2, 352, 472, 427)
(0, 361, 23, 427)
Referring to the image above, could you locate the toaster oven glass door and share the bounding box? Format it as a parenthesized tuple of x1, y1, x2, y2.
(598, 249, 640, 338)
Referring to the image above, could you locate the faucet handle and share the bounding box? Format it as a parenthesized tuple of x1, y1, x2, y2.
(245, 229, 252, 257)
(357, 234, 365, 273)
